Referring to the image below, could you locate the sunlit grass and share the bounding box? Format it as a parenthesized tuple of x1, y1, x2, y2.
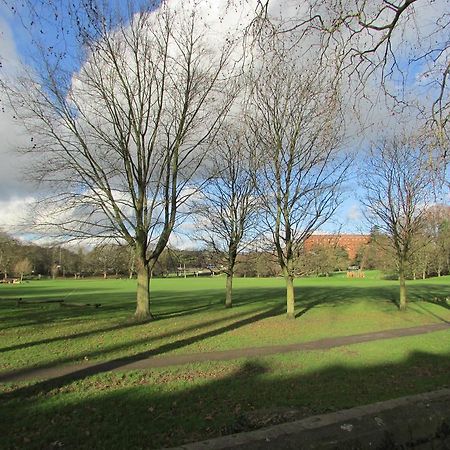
(1, 274, 449, 372)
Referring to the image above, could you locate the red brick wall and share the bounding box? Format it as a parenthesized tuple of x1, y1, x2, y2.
(304, 234, 370, 261)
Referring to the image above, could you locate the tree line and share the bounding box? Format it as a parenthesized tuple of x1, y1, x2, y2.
(2, 202, 450, 284)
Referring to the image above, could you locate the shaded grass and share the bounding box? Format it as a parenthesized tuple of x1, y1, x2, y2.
(1, 330, 449, 449)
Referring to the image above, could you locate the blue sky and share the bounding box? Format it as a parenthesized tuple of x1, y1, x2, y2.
(1, 0, 446, 245)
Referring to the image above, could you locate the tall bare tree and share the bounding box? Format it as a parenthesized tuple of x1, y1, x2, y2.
(249, 56, 350, 318)
(249, 0, 449, 148)
(193, 124, 260, 308)
(2, 2, 238, 319)
(360, 135, 435, 310)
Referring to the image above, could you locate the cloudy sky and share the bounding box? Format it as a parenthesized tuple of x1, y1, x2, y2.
(0, 7, 37, 230)
(0, 0, 446, 245)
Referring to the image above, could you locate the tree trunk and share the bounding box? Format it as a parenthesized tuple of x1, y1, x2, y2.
(285, 275, 295, 319)
(225, 272, 233, 308)
(134, 254, 151, 321)
(399, 262, 407, 311)
(225, 250, 236, 308)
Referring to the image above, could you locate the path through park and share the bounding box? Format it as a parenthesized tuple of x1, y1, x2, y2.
(1, 322, 448, 384)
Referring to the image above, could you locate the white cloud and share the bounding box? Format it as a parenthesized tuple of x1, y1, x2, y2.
(0, 15, 36, 205)
(346, 203, 362, 222)
(0, 196, 35, 229)
(169, 231, 197, 250)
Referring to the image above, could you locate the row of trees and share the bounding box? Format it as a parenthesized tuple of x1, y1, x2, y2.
(1, 0, 448, 318)
(357, 207, 450, 281)
(0, 231, 287, 279)
(0, 233, 131, 279)
(3, 202, 450, 283)
(0, 234, 224, 279)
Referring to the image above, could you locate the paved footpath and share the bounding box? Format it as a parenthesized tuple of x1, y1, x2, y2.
(1, 322, 449, 384)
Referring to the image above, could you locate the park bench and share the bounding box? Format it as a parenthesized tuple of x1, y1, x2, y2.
(60, 302, 102, 308)
(16, 298, 64, 306)
(14, 298, 101, 308)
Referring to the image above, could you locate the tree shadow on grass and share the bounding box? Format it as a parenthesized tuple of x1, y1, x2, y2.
(0, 278, 390, 329)
(296, 284, 398, 309)
(0, 308, 268, 378)
(409, 302, 450, 325)
(1, 282, 377, 379)
(409, 284, 450, 303)
(0, 284, 289, 330)
(3, 277, 447, 332)
(0, 303, 285, 385)
(0, 295, 135, 330)
(2, 281, 449, 362)
(0, 319, 145, 355)
(297, 282, 450, 314)
(0, 286, 287, 354)
(295, 299, 322, 319)
(1, 349, 450, 449)
(406, 285, 450, 324)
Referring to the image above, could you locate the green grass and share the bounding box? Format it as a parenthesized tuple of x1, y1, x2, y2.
(1, 275, 449, 372)
(1, 274, 450, 448)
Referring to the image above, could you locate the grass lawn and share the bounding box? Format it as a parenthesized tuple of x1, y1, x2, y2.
(1, 273, 450, 448)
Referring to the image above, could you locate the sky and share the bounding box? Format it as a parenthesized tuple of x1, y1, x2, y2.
(0, 7, 37, 229)
(0, 0, 447, 247)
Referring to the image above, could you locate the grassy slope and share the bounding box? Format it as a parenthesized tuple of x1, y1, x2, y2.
(1, 274, 450, 448)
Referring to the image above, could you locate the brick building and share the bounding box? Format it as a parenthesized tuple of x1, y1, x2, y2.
(304, 234, 370, 261)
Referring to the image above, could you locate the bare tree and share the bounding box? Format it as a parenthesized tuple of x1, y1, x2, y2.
(193, 124, 260, 308)
(252, 0, 450, 146)
(249, 56, 350, 318)
(2, 2, 238, 320)
(0, 231, 19, 279)
(360, 135, 435, 310)
(14, 257, 32, 282)
(419, 205, 450, 277)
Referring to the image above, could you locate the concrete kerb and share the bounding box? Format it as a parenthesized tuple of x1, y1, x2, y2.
(168, 389, 450, 449)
